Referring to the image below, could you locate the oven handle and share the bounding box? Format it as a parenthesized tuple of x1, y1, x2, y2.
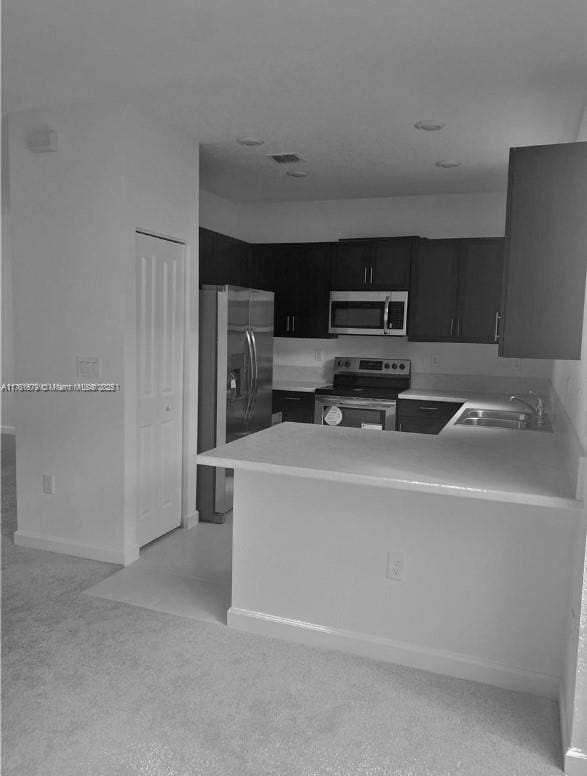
(383, 295, 391, 335)
(316, 395, 397, 410)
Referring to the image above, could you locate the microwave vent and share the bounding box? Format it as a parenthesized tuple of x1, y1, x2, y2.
(267, 152, 304, 164)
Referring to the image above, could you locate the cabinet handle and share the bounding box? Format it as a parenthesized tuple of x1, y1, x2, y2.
(494, 312, 501, 342)
(286, 315, 290, 333)
(398, 423, 402, 432)
(363, 266, 367, 285)
(369, 266, 374, 285)
(456, 318, 461, 336)
(291, 314, 295, 333)
(283, 396, 302, 401)
(418, 406, 439, 411)
(450, 318, 455, 337)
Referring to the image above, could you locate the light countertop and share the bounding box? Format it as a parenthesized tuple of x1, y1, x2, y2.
(273, 380, 330, 393)
(197, 414, 582, 510)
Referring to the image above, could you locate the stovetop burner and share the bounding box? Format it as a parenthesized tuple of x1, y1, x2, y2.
(315, 356, 411, 400)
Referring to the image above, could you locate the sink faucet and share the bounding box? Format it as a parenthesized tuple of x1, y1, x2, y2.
(509, 390, 545, 424)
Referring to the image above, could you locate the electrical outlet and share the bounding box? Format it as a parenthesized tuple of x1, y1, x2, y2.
(431, 355, 440, 369)
(386, 551, 404, 582)
(314, 350, 323, 362)
(42, 474, 55, 495)
(512, 358, 521, 372)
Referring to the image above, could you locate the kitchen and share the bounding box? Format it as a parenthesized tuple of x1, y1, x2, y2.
(196, 140, 587, 775)
(3, 0, 587, 774)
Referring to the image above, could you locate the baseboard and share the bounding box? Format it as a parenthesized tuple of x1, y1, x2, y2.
(1, 425, 16, 435)
(228, 607, 559, 699)
(13, 530, 132, 565)
(564, 748, 587, 776)
(560, 682, 571, 760)
(182, 510, 198, 530)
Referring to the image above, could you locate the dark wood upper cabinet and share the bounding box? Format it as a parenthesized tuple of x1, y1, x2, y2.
(500, 142, 587, 359)
(371, 239, 413, 290)
(408, 240, 460, 341)
(199, 227, 251, 287)
(250, 242, 332, 338)
(458, 239, 504, 343)
(331, 238, 414, 290)
(408, 238, 504, 343)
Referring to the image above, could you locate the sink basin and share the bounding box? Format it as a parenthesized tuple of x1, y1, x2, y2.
(455, 408, 553, 432)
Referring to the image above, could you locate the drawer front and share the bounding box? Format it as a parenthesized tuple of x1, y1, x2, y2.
(272, 390, 315, 424)
(397, 399, 463, 434)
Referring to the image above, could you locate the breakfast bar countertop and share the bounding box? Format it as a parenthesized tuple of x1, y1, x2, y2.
(197, 416, 583, 511)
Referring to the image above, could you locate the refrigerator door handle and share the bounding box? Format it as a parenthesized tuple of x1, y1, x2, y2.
(244, 329, 254, 419)
(249, 328, 259, 417)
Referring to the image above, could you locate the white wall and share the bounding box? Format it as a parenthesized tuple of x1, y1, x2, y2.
(549, 113, 587, 773)
(200, 188, 507, 243)
(231, 469, 576, 699)
(199, 189, 242, 240)
(236, 190, 507, 243)
(2, 117, 16, 431)
(8, 103, 198, 564)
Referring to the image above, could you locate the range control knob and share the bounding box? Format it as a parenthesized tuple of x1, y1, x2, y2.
(337, 360, 343, 366)
(399, 363, 406, 370)
(384, 362, 390, 369)
(344, 360, 351, 367)
(391, 362, 398, 369)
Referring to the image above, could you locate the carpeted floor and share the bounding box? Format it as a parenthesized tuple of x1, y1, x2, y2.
(1, 434, 564, 775)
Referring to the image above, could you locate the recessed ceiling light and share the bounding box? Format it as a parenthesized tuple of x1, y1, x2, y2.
(237, 137, 264, 146)
(286, 169, 308, 178)
(435, 160, 462, 168)
(414, 120, 445, 131)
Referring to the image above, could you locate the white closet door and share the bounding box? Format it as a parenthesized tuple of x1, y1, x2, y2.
(136, 233, 185, 547)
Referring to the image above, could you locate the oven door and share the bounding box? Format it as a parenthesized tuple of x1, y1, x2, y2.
(314, 395, 397, 431)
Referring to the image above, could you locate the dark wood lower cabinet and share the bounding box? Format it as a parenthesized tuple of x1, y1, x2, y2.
(396, 399, 463, 435)
(272, 390, 316, 424)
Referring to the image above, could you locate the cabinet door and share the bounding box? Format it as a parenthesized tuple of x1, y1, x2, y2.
(500, 142, 587, 359)
(396, 399, 462, 434)
(272, 390, 315, 423)
(199, 228, 251, 287)
(290, 243, 332, 338)
(371, 238, 413, 290)
(457, 239, 504, 343)
(330, 242, 372, 289)
(249, 244, 278, 292)
(408, 240, 459, 341)
(250, 244, 295, 336)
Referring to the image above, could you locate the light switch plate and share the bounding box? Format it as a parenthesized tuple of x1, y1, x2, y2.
(76, 356, 101, 380)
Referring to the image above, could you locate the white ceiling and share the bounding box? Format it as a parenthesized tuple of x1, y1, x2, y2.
(3, 0, 587, 202)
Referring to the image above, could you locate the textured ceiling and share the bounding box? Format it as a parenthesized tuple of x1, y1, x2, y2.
(3, 0, 587, 202)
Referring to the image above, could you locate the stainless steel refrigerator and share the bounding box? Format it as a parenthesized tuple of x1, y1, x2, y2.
(197, 285, 274, 523)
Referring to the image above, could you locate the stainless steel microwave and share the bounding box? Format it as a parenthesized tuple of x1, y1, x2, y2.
(328, 291, 408, 336)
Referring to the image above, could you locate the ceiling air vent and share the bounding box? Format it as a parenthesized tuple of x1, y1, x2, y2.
(267, 152, 304, 164)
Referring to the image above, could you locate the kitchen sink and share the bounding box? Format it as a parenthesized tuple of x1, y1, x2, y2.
(455, 408, 553, 432)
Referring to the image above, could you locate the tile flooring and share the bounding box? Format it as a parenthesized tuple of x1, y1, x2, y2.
(85, 516, 232, 623)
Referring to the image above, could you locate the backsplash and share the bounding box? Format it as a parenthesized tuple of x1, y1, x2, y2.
(274, 337, 553, 384)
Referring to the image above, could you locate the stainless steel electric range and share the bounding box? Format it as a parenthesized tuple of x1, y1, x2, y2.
(314, 356, 411, 431)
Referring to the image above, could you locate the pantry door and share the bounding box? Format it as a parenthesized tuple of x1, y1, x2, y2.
(136, 232, 185, 547)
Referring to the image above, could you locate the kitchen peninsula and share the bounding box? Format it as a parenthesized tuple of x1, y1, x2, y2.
(197, 412, 584, 700)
